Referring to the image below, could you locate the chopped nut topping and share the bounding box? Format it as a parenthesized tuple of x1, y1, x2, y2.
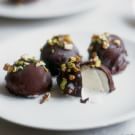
(53, 39, 58, 44)
(21, 54, 35, 61)
(95, 59, 101, 67)
(64, 44, 73, 50)
(91, 32, 110, 49)
(24, 62, 29, 65)
(67, 69, 71, 72)
(99, 32, 109, 40)
(69, 56, 81, 63)
(67, 62, 79, 72)
(89, 54, 101, 68)
(36, 61, 45, 67)
(12, 67, 17, 72)
(102, 41, 109, 49)
(73, 66, 80, 72)
(63, 35, 72, 43)
(92, 35, 100, 41)
(70, 56, 77, 62)
(60, 78, 67, 90)
(16, 66, 23, 71)
(3, 64, 14, 73)
(47, 39, 53, 45)
(69, 75, 75, 80)
(61, 64, 66, 72)
(113, 39, 121, 46)
(4, 55, 48, 73)
(63, 56, 81, 73)
(67, 62, 74, 69)
(36, 61, 48, 72)
(59, 56, 81, 92)
(47, 35, 73, 50)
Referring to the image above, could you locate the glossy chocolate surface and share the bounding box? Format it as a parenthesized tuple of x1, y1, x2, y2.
(5, 64, 52, 97)
(40, 35, 80, 76)
(4, 55, 52, 97)
(88, 34, 128, 74)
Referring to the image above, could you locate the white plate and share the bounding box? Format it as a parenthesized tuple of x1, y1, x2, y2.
(0, 0, 99, 19)
(0, 30, 135, 131)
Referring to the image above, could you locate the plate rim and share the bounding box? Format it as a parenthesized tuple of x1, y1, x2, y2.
(0, 110, 135, 131)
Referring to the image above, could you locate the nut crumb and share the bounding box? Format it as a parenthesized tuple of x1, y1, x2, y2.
(69, 75, 75, 80)
(40, 92, 51, 104)
(3, 64, 14, 73)
(113, 39, 121, 46)
(64, 44, 73, 50)
(102, 41, 109, 49)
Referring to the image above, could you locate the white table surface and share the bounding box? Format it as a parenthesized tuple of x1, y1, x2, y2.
(0, 0, 135, 134)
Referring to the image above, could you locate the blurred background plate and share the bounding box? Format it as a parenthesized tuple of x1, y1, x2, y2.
(0, 0, 99, 19)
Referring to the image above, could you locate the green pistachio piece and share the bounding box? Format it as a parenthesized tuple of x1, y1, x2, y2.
(60, 78, 67, 90)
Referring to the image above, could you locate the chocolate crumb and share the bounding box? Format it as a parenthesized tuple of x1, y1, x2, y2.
(80, 97, 89, 104)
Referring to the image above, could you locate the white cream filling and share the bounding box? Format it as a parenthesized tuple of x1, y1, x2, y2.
(81, 66, 109, 93)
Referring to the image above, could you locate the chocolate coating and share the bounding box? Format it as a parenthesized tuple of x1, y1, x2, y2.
(57, 56, 82, 97)
(88, 33, 128, 74)
(99, 65, 115, 92)
(40, 35, 80, 76)
(5, 64, 52, 97)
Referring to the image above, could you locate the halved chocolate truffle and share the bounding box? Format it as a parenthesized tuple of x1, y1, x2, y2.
(40, 35, 80, 76)
(57, 56, 82, 97)
(3, 55, 52, 97)
(88, 33, 128, 74)
(81, 54, 115, 93)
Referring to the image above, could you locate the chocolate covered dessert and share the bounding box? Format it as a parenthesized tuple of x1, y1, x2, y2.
(81, 54, 115, 93)
(40, 35, 80, 76)
(57, 56, 82, 97)
(88, 33, 128, 74)
(3, 55, 52, 97)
